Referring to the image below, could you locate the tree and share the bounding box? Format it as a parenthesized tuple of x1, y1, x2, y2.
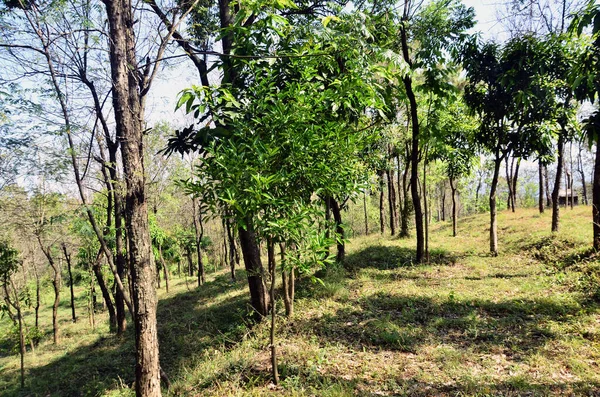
(396, 0, 474, 262)
(570, 0, 600, 249)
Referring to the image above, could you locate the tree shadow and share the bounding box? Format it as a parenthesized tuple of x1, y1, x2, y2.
(343, 245, 459, 273)
(1, 271, 252, 397)
(295, 291, 594, 357)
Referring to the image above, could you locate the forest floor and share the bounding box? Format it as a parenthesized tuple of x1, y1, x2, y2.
(1, 205, 599, 396)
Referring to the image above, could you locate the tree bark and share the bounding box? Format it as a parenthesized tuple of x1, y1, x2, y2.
(512, 158, 520, 211)
(593, 136, 600, 250)
(104, 0, 162, 393)
(63, 244, 76, 323)
(192, 197, 205, 286)
(378, 171, 386, 234)
(552, 133, 565, 232)
(387, 168, 397, 236)
(545, 165, 552, 207)
(330, 198, 345, 263)
(280, 243, 294, 317)
(400, 19, 424, 261)
(363, 191, 369, 236)
(267, 239, 279, 386)
(238, 223, 269, 318)
(490, 155, 502, 255)
(93, 260, 117, 331)
(578, 141, 589, 205)
(538, 161, 545, 213)
(226, 217, 236, 281)
(450, 177, 458, 237)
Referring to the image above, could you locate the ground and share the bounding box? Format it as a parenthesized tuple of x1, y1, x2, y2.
(1, 206, 599, 396)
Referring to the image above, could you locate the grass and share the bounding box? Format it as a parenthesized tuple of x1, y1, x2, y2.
(1, 205, 599, 396)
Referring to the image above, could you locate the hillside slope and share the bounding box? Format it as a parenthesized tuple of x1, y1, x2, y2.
(1, 206, 599, 396)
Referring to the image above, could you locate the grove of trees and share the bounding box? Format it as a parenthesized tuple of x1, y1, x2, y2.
(1, 0, 599, 395)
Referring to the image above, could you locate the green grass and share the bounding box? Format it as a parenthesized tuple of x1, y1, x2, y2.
(1, 206, 600, 396)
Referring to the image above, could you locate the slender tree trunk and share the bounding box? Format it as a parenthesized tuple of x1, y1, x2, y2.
(441, 182, 446, 222)
(226, 218, 236, 281)
(192, 197, 205, 286)
(63, 245, 76, 323)
(239, 222, 269, 318)
(88, 268, 95, 330)
(490, 155, 502, 255)
(400, 157, 411, 238)
(32, 261, 40, 329)
(593, 136, 600, 250)
(93, 261, 117, 331)
(450, 177, 458, 237)
(570, 142, 574, 209)
(267, 239, 279, 385)
(104, 0, 162, 392)
(50, 260, 60, 345)
(363, 191, 369, 236)
(423, 154, 429, 262)
(512, 158, 520, 211)
(159, 244, 169, 294)
(539, 161, 545, 213)
(379, 172, 386, 234)
(387, 169, 396, 236)
(186, 248, 193, 277)
(400, 16, 424, 262)
(10, 280, 26, 389)
(330, 198, 345, 263)
(545, 165, 552, 207)
(579, 143, 589, 205)
(506, 157, 513, 212)
(280, 243, 294, 317)
(552, 133, 565, 232)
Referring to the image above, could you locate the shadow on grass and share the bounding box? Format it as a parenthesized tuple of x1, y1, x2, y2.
(272, 371, 600, 397)
(343, 245, 459, 273)
(1, 271, 251, 397)
(296, 291, 594, 356)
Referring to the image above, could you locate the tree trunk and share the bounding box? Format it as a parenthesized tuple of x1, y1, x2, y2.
(267, 239, 279, 386)
(378, 172, 386, 234)
(330, 198, 345, 263)
(93, 261, 117, 331)
(239, 223, 269, 319)
(450, 177, 458, 237)
(506, 156, 514, 212)
(387, 168, 397, 236)
(423, 150, 430, 262)
(402, 80, 423, 260)
(159, 244, 169, 294)
(512, 158, 520, 211)
(593, 135, 600, 250)
(552, 133, 565, 232)
(280, 243, 294, 317)
(490, 156, 502, 255)
(104, 0, 162, 393)
(226, 218, 236, 281)
(50, 260, 60, 345)
(441, 182, 446, 222)
(545, 165, 552, 207)
(578, 140, 589, 205)
(186, 248, 193, 277)
(114, 194, 128, 334)
(63, 245, 76, 323)
(538, 161, 545, 213)
(400, 156, 411, 238)
(192, 197, 205, 286)
(32, 262, 40, 329)
(363, 191, 369, 236)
